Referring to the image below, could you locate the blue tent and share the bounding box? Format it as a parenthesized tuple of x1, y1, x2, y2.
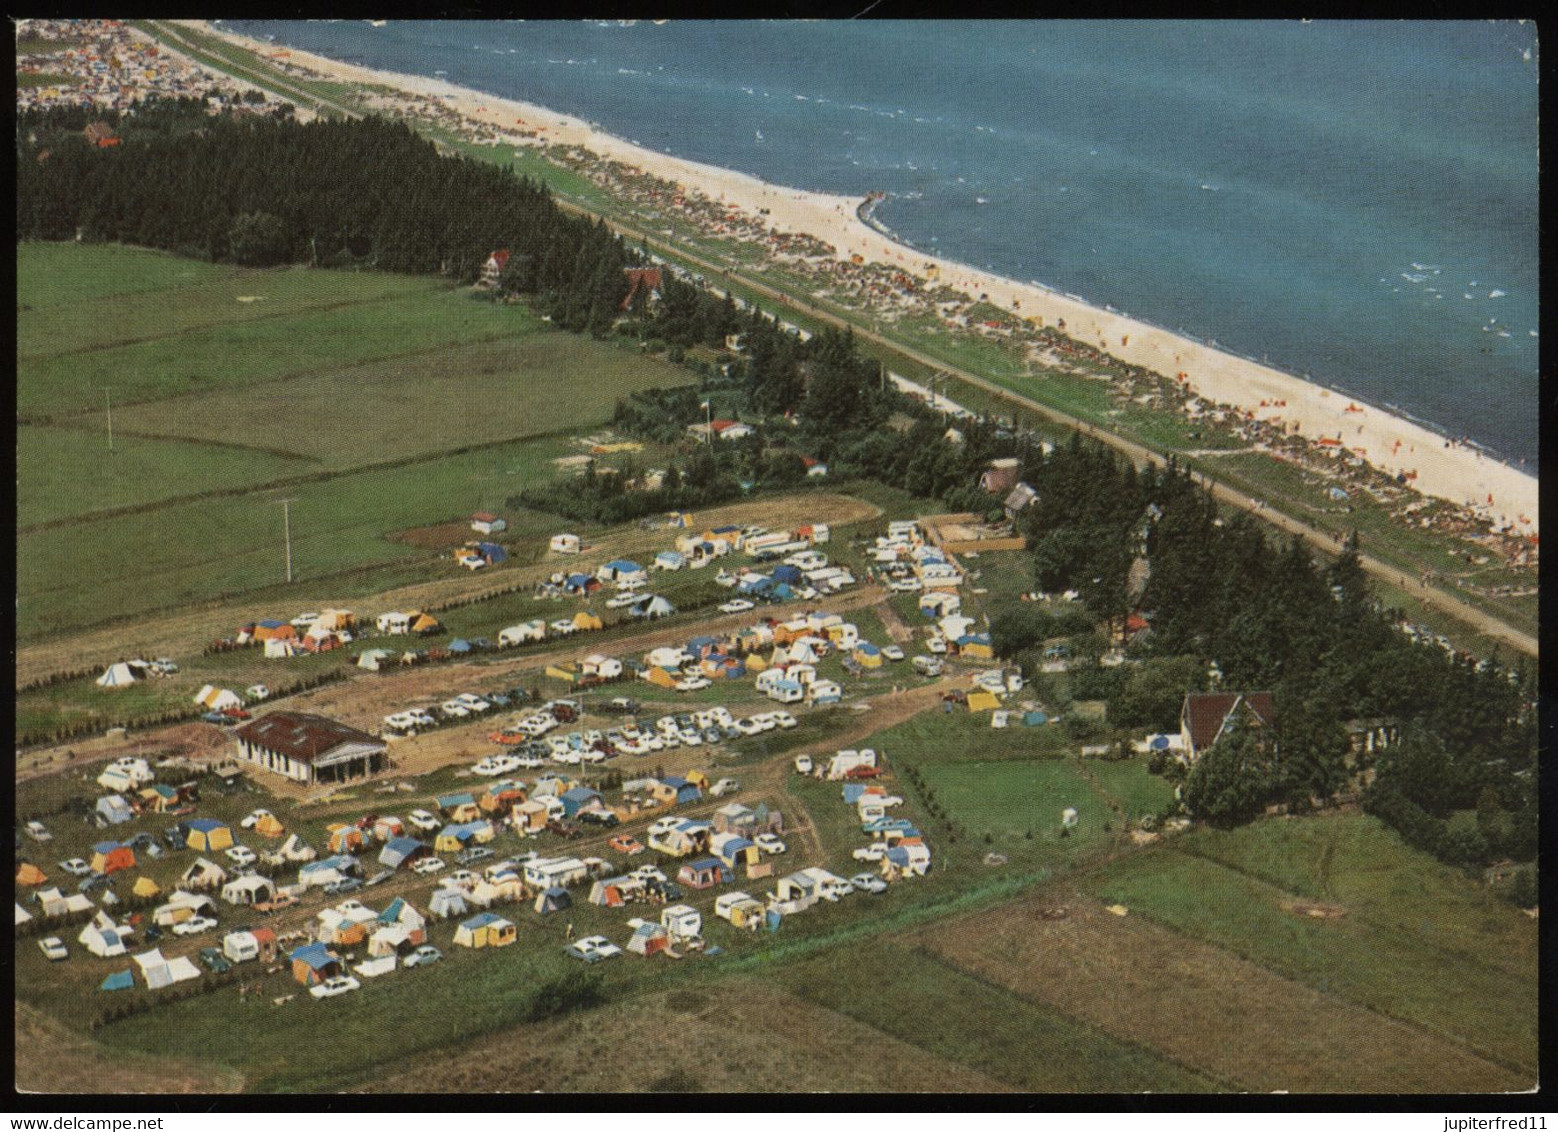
(379, 837, 427, 870)
(1149, 734, 1170, 750)
(771, 583, 796, 601)
(842, 783, 870, 804)
(687, 636, 719, 658)
(448, 639, 472, 654)
(99, 970, 134, 992)
(560, 786, 603, 819)
(475, 542, 508, 564)
(738, 575, 773, 596)
(772, 564, 802, 584)
(534, 886, 570, 915)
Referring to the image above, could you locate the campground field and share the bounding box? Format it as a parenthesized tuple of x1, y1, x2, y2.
(17, 243, 697, 641)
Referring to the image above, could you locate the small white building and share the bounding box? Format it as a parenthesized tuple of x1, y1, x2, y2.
(470, 512, 507, 535)
(550, 533, 581, 555)
(376, 612, 411, 635)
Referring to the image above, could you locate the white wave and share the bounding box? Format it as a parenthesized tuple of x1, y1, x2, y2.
(1489, 289, 1507, 298)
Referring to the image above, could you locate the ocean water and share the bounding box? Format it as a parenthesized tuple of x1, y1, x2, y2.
(223, 19, 1540, 464)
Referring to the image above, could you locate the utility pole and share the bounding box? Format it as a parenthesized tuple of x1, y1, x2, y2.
(102, 387, 113, 453)
(274, 498, 297, 584)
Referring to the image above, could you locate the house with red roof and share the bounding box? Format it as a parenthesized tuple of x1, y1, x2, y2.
(480, 249, 510, 289)
(1178, 691, 1276, 761)
(621, 266, 663, 311)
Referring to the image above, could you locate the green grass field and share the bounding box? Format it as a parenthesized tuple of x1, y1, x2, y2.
(1086, 815, 1539, 1074)
(771, 943, 1216, 1093)
(917, 758, 1111, 852)
(17, 243, 699, 638)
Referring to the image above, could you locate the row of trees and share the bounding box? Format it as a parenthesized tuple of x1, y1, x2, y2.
(1001, 436, 1535, 861)
(17, 104, 633, 333)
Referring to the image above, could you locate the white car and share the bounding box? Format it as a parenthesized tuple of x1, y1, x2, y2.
(773, 712, 798, 729)
(38, 937, 68, 961)
(440, 701, 471, 719)
(309, 975, 361, 999)
(675, 676, 711, 692)
(850, 873, 889, 895)
(472, 755, 516, 776)
(512, 751, 547, 769)
(718, 599, 755, 614)
(678, 730, 703, 746)
(24, 821, 51, 842)
(794, 755, 814, 775)
(550, 620, 579, 636)
(926, 636, 948, 655)
(852, 842, 889, 862)
(646, 817, 680, 838)
(455, 694, 492, 713)
(173, 916, 219, 937)
(754, 834, 787, 855)
(631, 864, 668, 884)
(59, 858, 91, 877)
(240, 810, 274, 830)
(408, 709, 439, 728)
(605, 592, 642, 609)
(551, 749, 582, 766)
(881, 645, 906, 662)
(411, 857, 446, 875)
(225, 846, 257, 867)
(709, 778, 740, 798)
(407, 810, 439, 833)
(445, 870, 480, 889)
(566, 935, 623, 963)
(383, 712, 417, 732)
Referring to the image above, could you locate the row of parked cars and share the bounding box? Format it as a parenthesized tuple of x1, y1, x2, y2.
(383, 687, 536, 735)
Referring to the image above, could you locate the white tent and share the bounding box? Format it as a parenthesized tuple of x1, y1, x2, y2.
(263, 638, 301, 659)
(97, 662, 141, 688)
(79, 912, 132, 958)
(193, 685, 243, 711)
(357, 649, 395, 671)
(15, 902, 32, 926)
(133, 948, 198, 989)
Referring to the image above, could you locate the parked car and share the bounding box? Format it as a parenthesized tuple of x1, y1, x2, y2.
(406, 810, 439, 833)
(709, 778, 741, 798)
(225, 845, 257, 867)
(403, 945, 443, 969)
(25, 821, 51, 842)
(364, 869, 395, 888)
(794, 754, 814, 775)
(646, 817, 680, 838)
(631, 865, 668, 884)
(246, 684, 270, 700)
(926, 636, 948, 655)
(605, 592, 642, 609)
(608, 834, 646, 856)
(675, 676, 711, 692)
(772, 711, 798, 729)
(309, 975, 362, 999)
(38, 937, 68, 961)
(754, 834, 787, 855)
(850, 873, 889, 895)
(546, 819, 583, 840)
(456, 846, 495, 866)
(201, 711, 230, 725)
(578, 810, 620, 828)
(321, 877, 363, 896)
(455, 693, 492, 713)
(439, 701, 471, 720)
(58, 858, 91, 877)
(199, 946, 233, 974)
(410, 856, 446, 876)
(852, 842, 889, 862)
(881, 645, 906, 662)
(566, 935, 623, 963)
(173, 916, 218, 937)
(717, 599, 755, 614)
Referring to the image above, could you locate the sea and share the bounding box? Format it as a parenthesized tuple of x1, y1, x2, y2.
(222, 19, 1540, 465)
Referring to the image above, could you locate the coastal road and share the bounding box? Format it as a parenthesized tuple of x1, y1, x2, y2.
(565, 207, 1537, 659)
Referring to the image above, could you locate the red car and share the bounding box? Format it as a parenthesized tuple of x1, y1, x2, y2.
(220, 707, 251, 720)
(608, 834, 646, 856)
(844, 765, 882, 780)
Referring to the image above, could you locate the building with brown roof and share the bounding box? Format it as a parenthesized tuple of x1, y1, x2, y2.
(1178, 692, 1276, 760)
(233, 712, 387, 785)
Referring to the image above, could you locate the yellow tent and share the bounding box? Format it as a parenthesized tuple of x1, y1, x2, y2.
(185, 822, 234, 852)
(572, 611, 603, 631)
(967, 690, 1001, 713)
(960, 640, 994, 660)
(411, 612, 441, 635)
(545, 664, 580, 683)
(644, 666, 677, 689)
(255, 814, 285, 838)
(685, 769, 711, 790)
(744, 653, 768, 673)
(132, 876, 161, 899)
(16, 862, 46, 887)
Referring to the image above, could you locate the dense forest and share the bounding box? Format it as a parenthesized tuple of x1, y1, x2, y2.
(17, 100, 631, 332)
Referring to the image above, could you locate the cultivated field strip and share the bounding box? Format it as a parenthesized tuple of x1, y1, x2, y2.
(912, 895, 1531, 1093)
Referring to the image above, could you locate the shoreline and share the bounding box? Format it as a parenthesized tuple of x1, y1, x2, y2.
(193, 20, 1537, 535)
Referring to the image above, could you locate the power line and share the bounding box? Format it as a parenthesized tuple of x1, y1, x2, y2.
(273, 498, 298, 584)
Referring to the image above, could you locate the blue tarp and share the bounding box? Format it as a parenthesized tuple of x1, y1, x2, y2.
(475, 542, 507, 563)
(100, 970, 134, 992)
(291, 942, 336, 970)
(1023, 711, 1049, 726)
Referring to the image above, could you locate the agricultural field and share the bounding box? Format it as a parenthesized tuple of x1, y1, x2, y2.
(17, 242, 699, 640)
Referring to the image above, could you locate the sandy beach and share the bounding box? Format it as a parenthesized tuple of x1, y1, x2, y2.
(193, 21, 1538, 535)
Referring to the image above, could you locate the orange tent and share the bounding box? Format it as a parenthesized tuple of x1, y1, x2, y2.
(16, 862, 46, 886)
